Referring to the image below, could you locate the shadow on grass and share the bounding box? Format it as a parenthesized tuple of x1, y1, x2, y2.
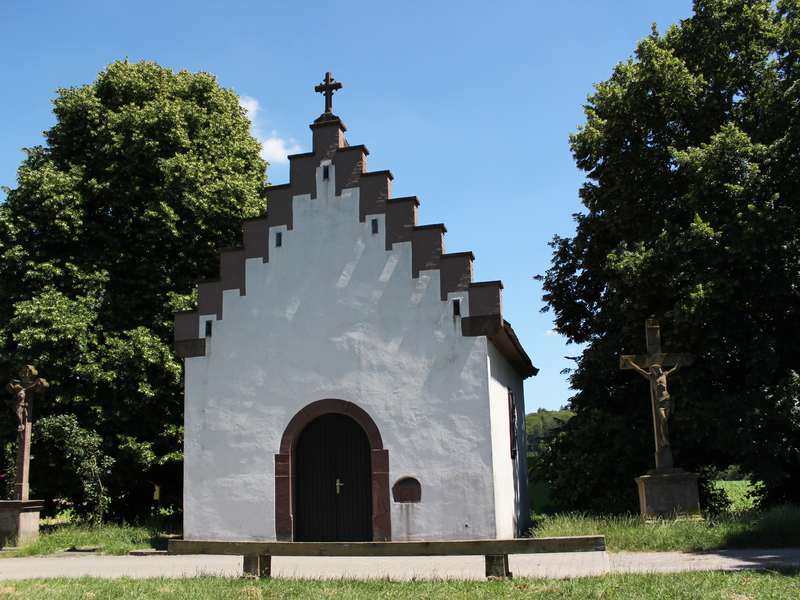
(681, 549, 800, 571)
(148, 533, 180, 550)
(763, 565, 800, 577)
(531, 504, 800, 553)
(713, 506, 800, 550)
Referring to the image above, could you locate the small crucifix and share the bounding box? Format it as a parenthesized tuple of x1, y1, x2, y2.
(620, 320, 691, 471)
(6, 365, 48, 501)
(315, 72, 342, 114)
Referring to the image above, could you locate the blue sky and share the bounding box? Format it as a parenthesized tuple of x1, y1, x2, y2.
(0, 0, 695, 411)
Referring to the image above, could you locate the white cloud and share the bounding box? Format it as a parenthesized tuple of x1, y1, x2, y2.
(259, 131, 302, 164)
(239, 95, 261, 121)
(260, 132, 302, 165)
(544, 328, 560, 337)
(238, 95, 303, 166)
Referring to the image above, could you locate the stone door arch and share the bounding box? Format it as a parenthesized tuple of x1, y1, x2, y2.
(275, 399, 391, 541)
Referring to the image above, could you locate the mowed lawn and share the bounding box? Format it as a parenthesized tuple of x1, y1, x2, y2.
(0, 569, 798, 600)
(1, 485, 797, 598)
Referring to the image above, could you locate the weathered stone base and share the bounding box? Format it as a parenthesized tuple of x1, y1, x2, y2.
(635, 470, 701, 517)
(0, 500, 43, 546)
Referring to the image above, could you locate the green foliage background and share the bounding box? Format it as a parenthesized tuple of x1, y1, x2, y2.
(0, 60, 268, 519)
(537, 0, 800, 512)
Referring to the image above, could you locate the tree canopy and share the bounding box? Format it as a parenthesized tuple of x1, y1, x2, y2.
(0, 60, 268, 518)
(537, 0, 800, 512)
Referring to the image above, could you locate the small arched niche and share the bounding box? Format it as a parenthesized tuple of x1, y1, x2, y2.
(392, 477, 421, 503)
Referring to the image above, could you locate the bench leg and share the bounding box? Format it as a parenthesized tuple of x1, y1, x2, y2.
(485, 554, 511, 579)
(242, 554, 272, 578)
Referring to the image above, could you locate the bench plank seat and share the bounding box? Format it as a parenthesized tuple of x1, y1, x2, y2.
(169, 536, 605, 557)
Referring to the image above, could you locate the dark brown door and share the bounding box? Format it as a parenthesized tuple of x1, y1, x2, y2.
(294, 413, 372, 541)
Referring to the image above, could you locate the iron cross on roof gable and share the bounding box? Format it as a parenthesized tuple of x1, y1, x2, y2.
(315, 72, 342, 114)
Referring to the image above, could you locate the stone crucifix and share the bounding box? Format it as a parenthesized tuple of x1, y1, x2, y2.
(315, 72, 342, 114)
(6, 365, 48, 501)
(620, 320, 691, 471)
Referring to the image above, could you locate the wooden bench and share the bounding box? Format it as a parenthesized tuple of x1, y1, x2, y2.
(168, 535, 606, 579)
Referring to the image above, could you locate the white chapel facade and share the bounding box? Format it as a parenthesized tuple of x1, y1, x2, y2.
(174, 76, 538, 542)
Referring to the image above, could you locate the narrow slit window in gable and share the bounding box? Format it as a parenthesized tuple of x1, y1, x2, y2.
(453, 299, 461, 316)
(372, 218, 379, 234)
(323, 165, 330, 180)
(276, 231, 282, 247)
(205, 320, 213, 337)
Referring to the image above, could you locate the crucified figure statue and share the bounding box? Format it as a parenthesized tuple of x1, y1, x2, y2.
(7, 365, 48, 431)
(622, 357, 683, 447)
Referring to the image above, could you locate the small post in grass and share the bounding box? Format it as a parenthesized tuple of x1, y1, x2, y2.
(242, 554, 272, 578)
(485, 554, 511, 578)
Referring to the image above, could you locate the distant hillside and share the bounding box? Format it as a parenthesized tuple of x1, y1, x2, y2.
(526, 408, 574, 455)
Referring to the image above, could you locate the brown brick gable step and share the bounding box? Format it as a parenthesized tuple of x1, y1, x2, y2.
(173, 118, 535, 378)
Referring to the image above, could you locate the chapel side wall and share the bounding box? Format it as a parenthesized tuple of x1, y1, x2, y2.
(487, 341, 530, 538)
(182, 167, 499, 542)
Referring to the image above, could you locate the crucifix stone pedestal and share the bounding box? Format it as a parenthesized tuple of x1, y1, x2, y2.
(621, 320, 701, 518)
(632, 471, 700, 519)
(0, 500, 44, 546)
(0, 366, 47, 546)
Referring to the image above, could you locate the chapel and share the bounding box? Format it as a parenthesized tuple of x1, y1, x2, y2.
(174, 74, 538, 542)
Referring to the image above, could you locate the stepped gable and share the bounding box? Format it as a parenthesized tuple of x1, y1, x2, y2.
(173, 117, 536, 379)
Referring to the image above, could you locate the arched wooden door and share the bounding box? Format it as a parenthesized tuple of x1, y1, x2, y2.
(294, 413, 372, 541)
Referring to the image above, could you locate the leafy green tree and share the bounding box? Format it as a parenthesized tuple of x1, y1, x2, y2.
(537, 0, 800, 513)
(38, 415, 115, 523)
(0, 60, 268, 519)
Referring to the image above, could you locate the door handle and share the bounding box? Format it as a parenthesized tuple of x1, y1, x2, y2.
(335, 479, 344, 494)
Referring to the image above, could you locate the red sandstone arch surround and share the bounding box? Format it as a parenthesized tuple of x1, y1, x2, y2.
(275, 399, 391, 541)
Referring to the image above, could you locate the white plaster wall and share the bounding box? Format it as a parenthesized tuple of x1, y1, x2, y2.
(184, 163, 501, 542)
(487, 342, 531, 538)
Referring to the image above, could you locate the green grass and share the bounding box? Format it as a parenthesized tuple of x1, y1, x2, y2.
(531, 505, 800, 552)
(1, 522, 172, 557)
(0, 570, 798, 599)
(6, 504, 799, 559)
